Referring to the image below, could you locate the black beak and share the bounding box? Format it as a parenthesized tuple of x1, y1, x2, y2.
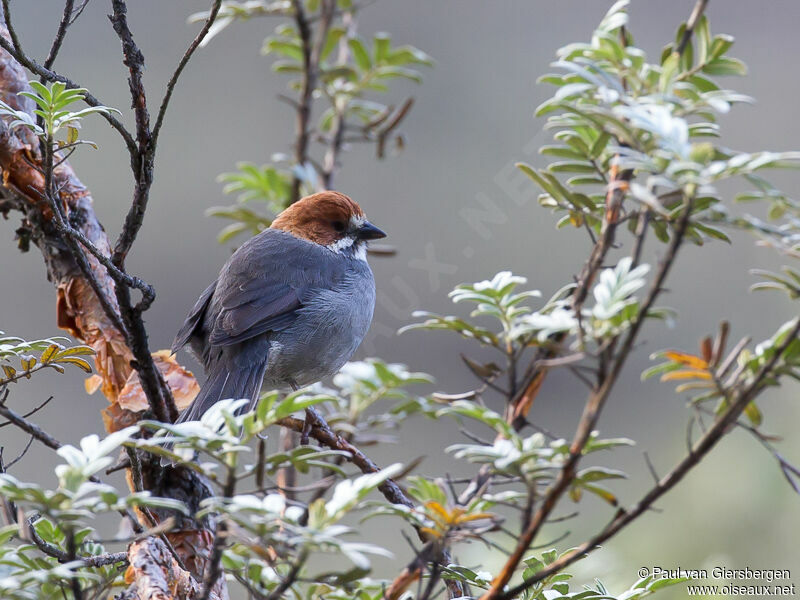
(357, 221, 387, 240)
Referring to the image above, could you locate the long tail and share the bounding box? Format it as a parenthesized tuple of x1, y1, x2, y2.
(162, 361, 266, 463)
(177, 361, 267, 424)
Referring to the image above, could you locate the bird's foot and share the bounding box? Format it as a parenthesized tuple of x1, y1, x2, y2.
(300, 407, 314, 445)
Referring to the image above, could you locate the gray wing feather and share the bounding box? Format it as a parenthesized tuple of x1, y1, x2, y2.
(205, 229, 346, 347)
(171, 281, 216, 353)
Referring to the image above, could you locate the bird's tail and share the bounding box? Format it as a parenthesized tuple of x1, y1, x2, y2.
(161, 360, 266, 463)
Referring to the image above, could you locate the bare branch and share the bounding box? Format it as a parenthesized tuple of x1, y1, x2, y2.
(26, 515, 128, 568)
(199, 465, 237, 600)
(0, 398, 64, 452)
(676, 0, 710, 55)
(497, 319, 800, 600)
(151, 0, 223, 146)
(0, 3, 136, 153)
(43, 0, 75, 70)
(481, 192, 694, 600)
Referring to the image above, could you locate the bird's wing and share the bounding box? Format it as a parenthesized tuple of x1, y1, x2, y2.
(207, 229, 343, 347)
(172, 280, 217, 352)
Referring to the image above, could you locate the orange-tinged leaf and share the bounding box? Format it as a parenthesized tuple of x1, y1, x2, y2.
(425, 500, 452, 526)
(454, 512, 494, 524)
(419, 526, 442, 539)
(663, 351, 708, 369)
(117, 350, 199, 413)
(55, 346, 95, 358)
(85, 374, 102, 395)
(675, 382, 715, 393)
(580, 483, 618, 505)
(59, 356, 93, 373)
(661, 368, 712, 381)
(2, 365, 15, 379)
(102, 403, 141, 433)
(40, 343, 60, 364)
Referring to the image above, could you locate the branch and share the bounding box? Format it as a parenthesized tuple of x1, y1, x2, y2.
(103, 2, 177, 423)
(288, 0, 334, 202)
(125, 537, 214, 600)
(281, 408, 466, 599)
(0, 1, 136, 154)
(199, 465, 236, 600)
(676, 0, 710, 55)
(264, 550, 308, 600)
(382, 541, 438, 600)
(108, 0, 153, 268)
(498, 317, 800, 600)
(0, 5, 178, 425)
(481, 193, 694, 600)
(26, 515, 128, 568)
(49, 213, 155, 312)
(43, 0, 75, 70)
(289, 0, 313, 203)
(151, 0, 223, 147)
(0, 5, 219, 586)
(0, 397, 64, 452)
(279, 410, 413, 508)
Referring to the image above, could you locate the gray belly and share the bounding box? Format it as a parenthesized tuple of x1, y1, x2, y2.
(263, 274, 375, 388)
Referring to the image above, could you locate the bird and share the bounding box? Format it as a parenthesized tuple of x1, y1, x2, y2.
(171, 190, 386, 428)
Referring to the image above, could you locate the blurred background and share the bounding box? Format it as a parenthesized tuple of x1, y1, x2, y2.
(1, 1, 798, 597)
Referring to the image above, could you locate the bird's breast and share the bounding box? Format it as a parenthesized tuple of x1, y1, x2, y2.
(264, 265, 376, 386)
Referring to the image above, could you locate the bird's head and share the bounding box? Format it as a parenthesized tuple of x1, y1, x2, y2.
(271, 191, 386, 258)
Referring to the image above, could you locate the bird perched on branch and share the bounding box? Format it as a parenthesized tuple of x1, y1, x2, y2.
(171, 190, 386, 426)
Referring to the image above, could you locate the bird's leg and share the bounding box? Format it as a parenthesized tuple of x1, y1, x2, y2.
(289, 379, 315, 445)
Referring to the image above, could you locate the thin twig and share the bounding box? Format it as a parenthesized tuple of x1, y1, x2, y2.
(4, 434, 33, 469)
(281, 409, 466, 598)
(43, 0, 75, 70)
(0, 401, 63, 452)
(200, 463, 237, 600)
(0, 396, 53, 429)
(0, 7, 136, 153)
(151, 0, 223, 147)
(27, 515, 128, 568)
(497, 318, 800, 600)
(676, 0, 710, 55)
(264, 551, 308, 600)
(280, 410, 413, 508)
(481, 193, 695, 600)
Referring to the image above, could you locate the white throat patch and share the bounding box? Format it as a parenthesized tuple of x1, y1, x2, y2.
(326, 215, 369, 261)
(327, 235, 356, 253)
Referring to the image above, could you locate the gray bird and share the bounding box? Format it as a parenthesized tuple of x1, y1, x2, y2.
(171, 191, 386, 425)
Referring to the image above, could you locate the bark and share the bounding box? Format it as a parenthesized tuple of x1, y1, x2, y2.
(0, 18, 220, 598)
(124, 538, 225, 600)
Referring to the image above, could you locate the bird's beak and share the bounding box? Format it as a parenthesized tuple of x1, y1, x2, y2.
(357, 221, 387, 240)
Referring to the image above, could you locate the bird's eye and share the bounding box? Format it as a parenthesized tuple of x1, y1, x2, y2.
(331, 220, 346, 233)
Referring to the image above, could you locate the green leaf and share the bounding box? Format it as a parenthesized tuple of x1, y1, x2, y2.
(321, 27, 346, 61)
(702, 56, 747, 76)
(743, 401, 762, 426)
(373, 32, 390, 62)
(348, 38, 372, 71)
